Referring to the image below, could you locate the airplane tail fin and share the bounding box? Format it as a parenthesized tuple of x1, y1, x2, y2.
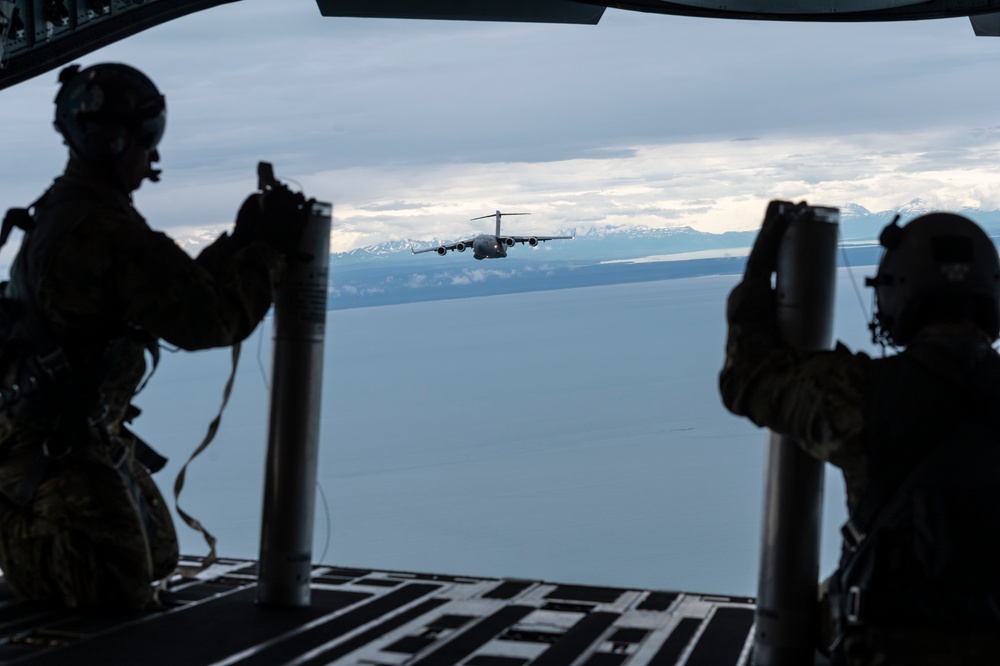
(470, 210, 530, 237)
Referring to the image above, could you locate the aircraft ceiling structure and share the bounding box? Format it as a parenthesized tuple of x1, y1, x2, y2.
(0, 0, 240, 92)
(584, 0, 1000, 25)
(315, 0, 607, 23)
(316, 0, 1000, 31)
(0, 0, 998, 92)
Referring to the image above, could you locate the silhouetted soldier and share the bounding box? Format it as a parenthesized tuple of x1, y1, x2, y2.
(0, 63, 307, 608)
(721, 202, 1000, 664)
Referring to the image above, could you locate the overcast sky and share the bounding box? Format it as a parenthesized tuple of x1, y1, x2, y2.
(0, 1, 999, 252)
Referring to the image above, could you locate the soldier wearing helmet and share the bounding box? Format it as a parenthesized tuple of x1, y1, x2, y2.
(721, 202, 1000, 664)
(0, 63, 307, 608)
(53, 62, 167, 191)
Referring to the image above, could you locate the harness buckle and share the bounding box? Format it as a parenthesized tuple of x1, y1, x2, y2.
(41, 438, 72, 461)
(846, 585, 863, 625)
(841, 519, 867, 552)
(33, 349, 71, 383)
(107, 438, 129, 469)
(87, 402, 110, 428)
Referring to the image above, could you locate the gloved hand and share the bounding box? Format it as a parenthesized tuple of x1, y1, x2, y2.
(231, 193, 265, 247)
(744, 200, 798, 280)
(259, 184, 311, 254)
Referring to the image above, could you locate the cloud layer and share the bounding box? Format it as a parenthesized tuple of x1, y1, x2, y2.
(311, 127, 1000, 250)
(0, 2, 997, 253)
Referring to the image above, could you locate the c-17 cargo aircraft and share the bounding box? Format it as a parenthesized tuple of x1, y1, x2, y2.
(411, 210, 574, 260)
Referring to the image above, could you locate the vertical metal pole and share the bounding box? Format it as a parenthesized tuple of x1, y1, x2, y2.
(258, 201, 332, 607)
(752, 207, 839, 665)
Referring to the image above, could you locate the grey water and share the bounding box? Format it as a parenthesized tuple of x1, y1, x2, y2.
(133, 267, 880, 598)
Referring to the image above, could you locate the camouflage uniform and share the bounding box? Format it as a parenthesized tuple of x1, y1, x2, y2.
(0, 157, 282, 608)
(720, 275, 1000, 664)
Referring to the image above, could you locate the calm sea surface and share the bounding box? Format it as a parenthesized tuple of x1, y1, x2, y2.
(134, 267, 879, 597)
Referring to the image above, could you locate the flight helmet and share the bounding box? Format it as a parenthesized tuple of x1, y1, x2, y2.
(867, 212, 1000, 346)
(53, 63, 166, 167)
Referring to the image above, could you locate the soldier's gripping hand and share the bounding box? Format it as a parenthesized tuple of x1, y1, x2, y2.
(744, 200, 796, 280)
(259, 184, 311, 254)
(231, 193, 265, 247)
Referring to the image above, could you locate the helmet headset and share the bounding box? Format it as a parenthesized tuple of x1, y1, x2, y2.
(53, 63, 165, 178)
(867, 212, 1000, 347)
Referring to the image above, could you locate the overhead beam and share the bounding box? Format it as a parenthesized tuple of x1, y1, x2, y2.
(579, 0, 1000, 22)
(315, 0, 606, 24)
(970, 10, 1000, 33)
(0, 0, 242, 92)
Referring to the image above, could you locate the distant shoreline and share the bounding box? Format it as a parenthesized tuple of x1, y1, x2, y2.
(328, 244, 884, 311)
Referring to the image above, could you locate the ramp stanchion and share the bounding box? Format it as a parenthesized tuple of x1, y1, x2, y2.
(258, 201, 332, 607)
(753, 207, 839, 665)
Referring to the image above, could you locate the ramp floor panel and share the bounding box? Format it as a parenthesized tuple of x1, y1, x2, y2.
(0, 557, 757, 665)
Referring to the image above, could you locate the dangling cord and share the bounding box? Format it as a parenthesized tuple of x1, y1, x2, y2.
(316, 479, 331, 565)
(253, 322, 332, 566)
(169, 341, 241, 580)
(870, 292, 891, 358)
(256, 322, 269, 391)
(840, 228, 890, 357)
(840, 227, 871, 329)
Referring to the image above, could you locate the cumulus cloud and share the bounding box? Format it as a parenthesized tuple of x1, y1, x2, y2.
(448, 268, 515, 285)
(300, 128, 1000, 249)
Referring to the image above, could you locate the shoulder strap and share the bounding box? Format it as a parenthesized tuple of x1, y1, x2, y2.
(0, 208, 33, 250)
(0, 192, 47, 251)
(840, 442, 948, 553)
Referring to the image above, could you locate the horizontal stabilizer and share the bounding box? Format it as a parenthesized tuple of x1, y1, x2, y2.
(315, 0, 606, 24)
(970, 11, 1000, 35)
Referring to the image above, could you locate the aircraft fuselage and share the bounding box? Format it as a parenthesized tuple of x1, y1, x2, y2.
(413, 212, 571, 259)
(472, 234, 509, 259)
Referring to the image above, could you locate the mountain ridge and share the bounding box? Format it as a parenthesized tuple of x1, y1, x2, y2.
(338, 200, 1000, 262)
(326, 203, 1000, 310)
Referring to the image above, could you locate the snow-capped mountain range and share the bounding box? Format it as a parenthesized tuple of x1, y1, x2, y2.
(336, 200, 1000, 264)
(325, 202, 1000, 310)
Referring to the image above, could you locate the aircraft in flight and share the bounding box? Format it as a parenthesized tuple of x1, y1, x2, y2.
(411, 211, 573, 260)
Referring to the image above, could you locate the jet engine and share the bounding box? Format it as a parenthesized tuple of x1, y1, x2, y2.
(436, 246, 448, 256)
(527, 237, 538, 247)
(456, 243, 466, 252)
(504, 237, 515, 247)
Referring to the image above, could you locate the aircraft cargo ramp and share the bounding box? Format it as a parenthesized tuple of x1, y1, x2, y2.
(0, 556, 757, 666)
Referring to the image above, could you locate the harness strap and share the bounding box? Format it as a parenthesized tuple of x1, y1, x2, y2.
(0, 208, 35, 250)
(0, 192, 46, 252)
(13, 450, 50, 509)
(124, 426, 167, 474)
(832, 346, 1000, 647)
(170, 341, 241, 579)
(844, 345, 1000, 554)
(0, 191, 168, 515)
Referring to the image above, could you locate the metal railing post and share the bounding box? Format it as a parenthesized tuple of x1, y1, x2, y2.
(753, 207, 839, 665)
(258, 200, 332, 607)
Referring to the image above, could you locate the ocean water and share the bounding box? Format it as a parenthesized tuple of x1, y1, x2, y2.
(133, 267, 880, 597)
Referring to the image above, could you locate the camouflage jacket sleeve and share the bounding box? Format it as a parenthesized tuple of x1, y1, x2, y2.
(719, 276, 868, 469)
(43, 206, 282, 352)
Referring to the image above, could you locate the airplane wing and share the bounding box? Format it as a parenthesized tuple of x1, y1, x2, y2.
(412, 239, 477, 255)
(503, 235, 574, 246)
